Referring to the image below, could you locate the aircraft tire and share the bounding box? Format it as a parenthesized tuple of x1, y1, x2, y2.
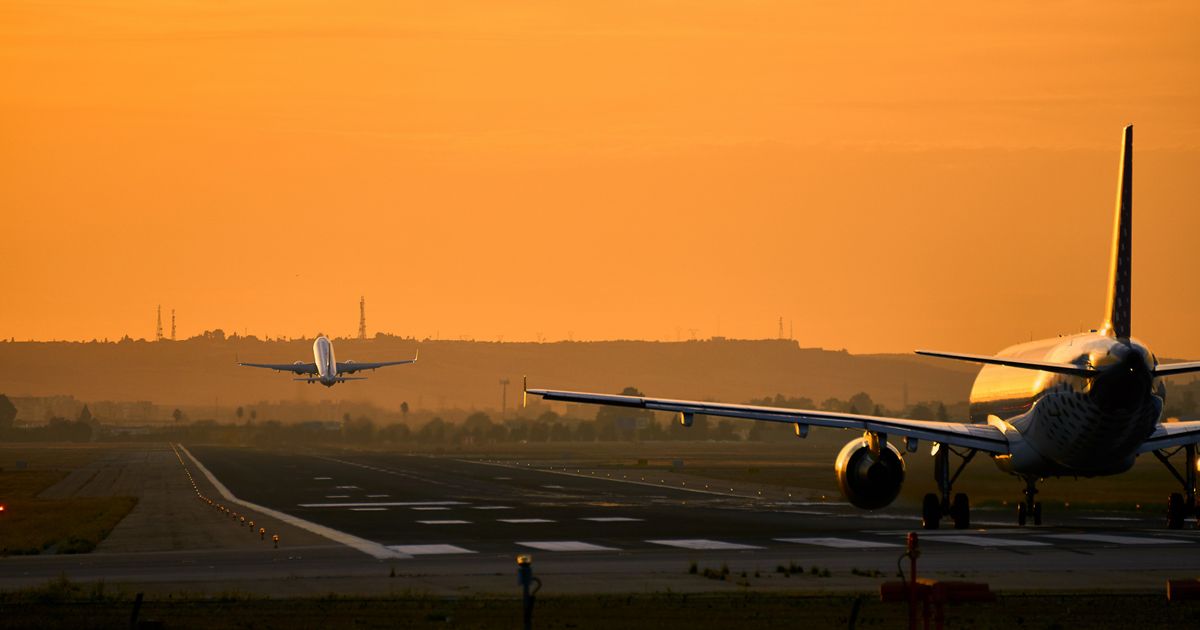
(1168, 492, 1185, 529)
(921, 493, 941, 530)
(951, 493, 970, 530)
(1017, 502, 1027, 527)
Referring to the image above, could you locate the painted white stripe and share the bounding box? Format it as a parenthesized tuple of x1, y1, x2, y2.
(417, 520, 471, 525)
(313, 476, 332, 480)
(299, 501, 467, 508)
(335, 485, 360, 489)
(367, 494, 391, 498)
(325, 495, 350, 498)
(472, 505, 513, 510)
(388, 544, 476, 555)
(646, 539, 763, 550)
(1081, 516, 1142, 522)
(542, 485, 565, 489)
(351, 507, 388, 512)
(176, 444, 408, 560)
(411, 506, 451, 511)
(499, 518, 555, 524)
(581, 517, 642, 522)
(930, 535, 1049, 547)
(517, 541, 618, 552)
(1042, 533, 1192, 545)
(776, 537, 901, 549)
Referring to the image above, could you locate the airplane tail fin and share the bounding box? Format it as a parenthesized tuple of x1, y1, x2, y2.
(1102, 125, 1133, 338)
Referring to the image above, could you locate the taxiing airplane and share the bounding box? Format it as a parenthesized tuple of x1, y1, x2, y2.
(239, 335, 417, 387)
(526, 126, 1200, 530)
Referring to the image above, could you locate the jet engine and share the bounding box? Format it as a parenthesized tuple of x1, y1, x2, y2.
(834, 436, 906, 509)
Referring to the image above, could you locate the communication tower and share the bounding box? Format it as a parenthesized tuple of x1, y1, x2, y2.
(358, 296, 367, 340)
(171, 309, 176, 340)
(155, 306, 163, 341)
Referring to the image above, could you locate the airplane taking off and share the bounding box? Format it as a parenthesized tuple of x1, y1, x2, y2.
(239, 335, 417, 387)
(527, 126, 1200, 530)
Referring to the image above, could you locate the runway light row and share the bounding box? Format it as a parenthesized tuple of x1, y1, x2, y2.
(170, 443, 281, 549)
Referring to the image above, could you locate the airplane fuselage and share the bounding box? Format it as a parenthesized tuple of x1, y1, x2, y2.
(313, 336, 338, 387)
(969, 332, 1163, 477)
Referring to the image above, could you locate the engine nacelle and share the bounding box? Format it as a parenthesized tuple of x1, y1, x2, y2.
(834, 437, 906, 510)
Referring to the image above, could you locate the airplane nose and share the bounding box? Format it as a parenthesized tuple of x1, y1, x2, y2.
(1089, 346, 1152, 411)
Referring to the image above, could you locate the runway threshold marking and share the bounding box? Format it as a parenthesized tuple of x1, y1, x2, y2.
(517, 541, 619, 552)
(388, 544, 477, 555)
(775, 537, 901, 549)
(1041, 533, 1192, 545)
(177, 444, 411, 560)
(646, 539, 764, 550)
(298, 501, 467, 508)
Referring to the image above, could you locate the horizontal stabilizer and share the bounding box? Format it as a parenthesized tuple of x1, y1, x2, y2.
(1154, 362, 1200, 378)
(916, 350, 1097, 377)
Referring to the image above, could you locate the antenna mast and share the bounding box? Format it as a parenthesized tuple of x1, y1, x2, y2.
(155, 305, 163, 341)
(358, 296, 367, 340)
(171, 309, 176, 340)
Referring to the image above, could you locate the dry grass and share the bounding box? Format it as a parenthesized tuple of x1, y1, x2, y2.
(0, 449, 138, 556)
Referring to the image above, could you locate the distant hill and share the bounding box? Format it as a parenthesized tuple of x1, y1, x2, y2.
(0, 337, 980, 416)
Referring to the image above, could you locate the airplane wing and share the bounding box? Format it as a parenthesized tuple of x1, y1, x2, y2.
(239, 362, 318, 375)
(1154, 361, 1200, 378)
(337, 350, 418, 375)
(525, 385, 1009, 453)
(1138, 421, 1200, 452)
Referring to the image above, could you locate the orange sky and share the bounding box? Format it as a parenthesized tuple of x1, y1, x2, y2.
(3, 1, 1199, 355)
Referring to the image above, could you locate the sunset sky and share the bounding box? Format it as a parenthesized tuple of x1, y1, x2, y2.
(3, 1, 1198, 355)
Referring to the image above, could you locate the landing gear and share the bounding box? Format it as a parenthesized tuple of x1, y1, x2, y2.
(922, 445, 977, 530)
(1152, 444, 1197, 530)
(1016, 477, 1042, 526)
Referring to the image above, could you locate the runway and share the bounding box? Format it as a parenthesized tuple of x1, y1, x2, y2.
(187, 446, 1200, 563)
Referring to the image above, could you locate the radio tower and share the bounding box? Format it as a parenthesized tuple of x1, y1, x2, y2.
(171, 309, 176, 340)
(358, 296, 367, 340)
(155, 305, 164, 341)
(777, 316, 784, 340)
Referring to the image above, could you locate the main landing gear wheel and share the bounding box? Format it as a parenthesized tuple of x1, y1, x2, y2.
(1033, 501, 1043, 526)
(951, 492, 970, 530)
(1168, 492, 1186, 530)
(922, 493, 941, 530)
(1017, 502, 1027, 526)
(1017, 477, 1041, 526)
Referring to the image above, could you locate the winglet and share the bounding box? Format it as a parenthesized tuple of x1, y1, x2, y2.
(1102, 124, 1133, 338)
(522, 375, 528, 408)
(413, 348, 419, 363)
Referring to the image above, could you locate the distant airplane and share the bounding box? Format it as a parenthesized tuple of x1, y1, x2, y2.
(239, 335, 417, 387)
(526, 126, 1200, 530)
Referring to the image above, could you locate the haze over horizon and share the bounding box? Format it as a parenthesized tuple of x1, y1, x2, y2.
(4, 1, 1199, 356)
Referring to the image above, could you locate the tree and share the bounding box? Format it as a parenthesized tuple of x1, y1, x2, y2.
(172, 408, 185, 424)
(77, 404, 93, 424)
(249, 409, 257, 422)
(400, 401, 410, 420)
(236, 406, 245, 421)
(596, 387, 653, 441)
(935, 402, 949, 422)
(0, 394, 17, 430)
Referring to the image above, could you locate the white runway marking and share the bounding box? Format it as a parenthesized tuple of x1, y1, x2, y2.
(776, 537, 901, 549)
(930, 535, 1050, 547)
(581, 517, 642, 522)
(388, 544, 476, 555)
(350, 507, 388, 512)
(1042, 533, 1192, 545)
(411, 506, 451, 511)
(472, 505, 513, 510)
(299, 501, 467, 508)
(781, 510, 832, 516)
(325, 495, 350, 499)
(542, 485, 566, 489)
(494, 476, 512, 480)
(499, 518, 556, 524)
(1082, 516, 1142, 522)
(335, 485, 360, 489)
(646, 539, 763, 550)
(367, 494, 391, 498)
(313, 477, 332, 480)
(417, 520, 471, 525)
(517, 541, 619, 552)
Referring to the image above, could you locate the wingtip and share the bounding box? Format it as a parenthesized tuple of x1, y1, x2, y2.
(522, 375, 528, 408)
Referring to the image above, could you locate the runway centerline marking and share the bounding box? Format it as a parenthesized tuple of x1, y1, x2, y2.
(313, 477, 332, 480)
(776, 537, 901, 549)
(472, 506, 513, 510)
(298, 501, 467, 508)
(388, 544, 476, 555)
(350, 507, 388, 512)
(325, 495, 350, 498)
(367, 494, 390, 498)
(411, 507, 451, 511)
(581, 517, 642, 522)
(499, 518, 555, 524)
(646, 539, 763, 550)
(417, 520, 471, 525)
(517, 541, 619, 552)
(1041, 533, 1192, 545)
(928, 535, 1050, 547)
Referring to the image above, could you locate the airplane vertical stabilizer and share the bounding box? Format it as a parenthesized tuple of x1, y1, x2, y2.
(1102, 125, 1133, 338)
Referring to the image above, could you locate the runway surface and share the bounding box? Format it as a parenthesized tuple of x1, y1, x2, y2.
(188, 446, 1200, 561)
